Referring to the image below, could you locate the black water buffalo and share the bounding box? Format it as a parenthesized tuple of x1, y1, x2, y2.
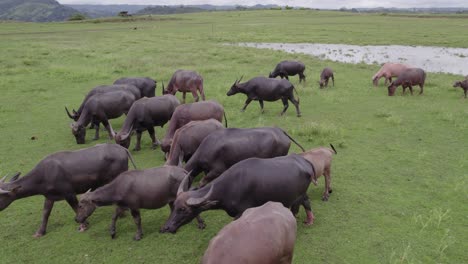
(0, 144, 135, 237)
(184, 127, 305, 187)
(161, 154, 317, 233)
(65, 84, 141, 122)
(75, 166, 204, 241)
(227, 76, 301, 117)
(114, 77, 157, 98)
(387, 68, 426, 96)
(269, 60, 306, 82)
(202, 202, 297, 264)
(319, 67, 335, 88)
(114, 95, 180, 151)
(165, 119, 224, 167)
(163, 70, 205, 103)
(71, 90, 137, 144)
(453, 79, 468, 98)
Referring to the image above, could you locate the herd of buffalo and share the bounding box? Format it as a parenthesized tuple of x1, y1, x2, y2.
(1, 59, 466, 263)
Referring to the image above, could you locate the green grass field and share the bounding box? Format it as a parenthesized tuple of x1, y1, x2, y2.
(0, 10, 467, 263)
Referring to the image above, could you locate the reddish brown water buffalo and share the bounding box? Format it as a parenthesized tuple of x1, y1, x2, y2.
(387, 68, 426, 96)
(201, 202, 297, 264)
(75, 166, 204, 241)
(161, 154, 317, 233)
(299, 144, 337, 201)
(0, 144, 135, 237)
(227, 76, 301, 117)
(269, 60, 306, 83)
(163, 70, 205, 103)
(453, 79, 468, 98)
(319, 67, 335, 88)
(160, 100, 226, 157)
(372, 63, 411, 86)
(114, 95, 180, 151)
(71, 90, 137, 144)
(113, 77, 157, 98)
(165, 119, 224, 167)
(184, 127, 305, 187)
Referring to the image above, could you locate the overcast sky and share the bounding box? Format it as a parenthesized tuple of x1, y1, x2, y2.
(57, 1, 467, 9)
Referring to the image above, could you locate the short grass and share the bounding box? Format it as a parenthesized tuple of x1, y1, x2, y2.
(0, 10, 467, 264)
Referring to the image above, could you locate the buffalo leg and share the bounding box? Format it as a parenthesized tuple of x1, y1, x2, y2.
(402, 86, 407, 95)
(182, 92, 187, 104)
(325, 78, 329, 87)
(409, 86, 414, 95)
(147, 126, 160, 149)
(299, 72, 306, 83)
(280, 98, 289, 116)
(195, 215, 206, 229)
(259, 100, 264, 113)
(131, 209, 143, 241)
(93, 122, 100, 140)
(322, 166, 332, 201)
(191, 90, 199, 102)
(102, 119, 115, 139)
(110, 206, 126, 239)
(65, 195, 88, 231)
(464, 89, 467, 98)
(419, 84, 424, 95)
(288, 97, 301, 117)
(34, 198, 55, 237)
(388, 77, 393, 83)
(332, 75, 335, 86)
(134, 130, 142, 151)
(290, 202, 300, 216)
(301, 195, 315, 225)
(241, 98, 252, 112)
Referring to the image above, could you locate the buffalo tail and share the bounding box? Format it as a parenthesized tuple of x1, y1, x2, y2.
(223, 111, 228, 128)
(330, 143, 337, 154)
(282, 130, 305, 152)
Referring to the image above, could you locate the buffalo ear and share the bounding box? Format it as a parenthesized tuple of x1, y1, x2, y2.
(199, 200, 219, 210)
(10, 172, 21, 182)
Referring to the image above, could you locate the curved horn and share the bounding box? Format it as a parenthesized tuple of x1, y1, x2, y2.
(237, 75, 244, 83)
(186, 185, 213, 206)
(65, 107, 74, 119)
(0, 188, 10, 194)
(10, 172, 20, 182)
(0, 174, 7, 183)
(177, 173, 191, 196)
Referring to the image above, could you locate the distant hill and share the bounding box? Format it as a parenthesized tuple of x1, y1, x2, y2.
(66, 4, 147, 18)
(0, 0, 80, 22)
(135, 5, 207, 16)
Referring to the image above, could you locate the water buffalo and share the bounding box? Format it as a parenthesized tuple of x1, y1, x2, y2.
(161, 154, 317, 233)
(0, 144, 135, 237)
(65, 84, 141, 122)
(453, 79, 468, 98)
(165, 119, 224, 167)
(71, 90, 137, 144)
(319, 67, 335, 88)
(387, 68, 426, 96)
(114, 95, 180, 151)
(299, 144, 337, 201)
(162, 70, 205, 103)
(227, 76, 301, 117)
(269, 60, 306, 83)
(201, 202, 297, 264)
(114, 77, 157, 98)
(75, 166, 205, 241)
(160, 100, 226, 157)
(184, 127, 305, 187)
(372, 63, 411, 86)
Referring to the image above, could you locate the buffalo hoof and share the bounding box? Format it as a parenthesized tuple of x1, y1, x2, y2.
(197, 222, 206, 230)
(297, 114, 302, 117)
(151, 144, 159, 150)
(133, 147, 141, 151)
(321, 195, 329, 202)
(303, 220, 314, 226)
(111, 232, 116, 239)
(133, 234, 142, 241)
(33, 232, 45, 238)
(240, 109, 245, 113)
(92, 137, 99, 141)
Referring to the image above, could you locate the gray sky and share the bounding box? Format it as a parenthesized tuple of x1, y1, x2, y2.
(57, 1, 467, 9)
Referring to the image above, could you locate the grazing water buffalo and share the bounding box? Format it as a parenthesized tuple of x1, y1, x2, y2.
(75, 166, 205, 241)
(165, 119, 224, 167)
(299, 144, 337, 201)
(163, 70, 205, 103)
(65, 84, 141, 122)
(114, 77, 157, 98)
(372, 63, 411, 86)
(160, 100, 226, 157)
(114, 95, 180, 151)
(184, 127, 305, 187)
(161, 154, 317, 233)
(71, 90, 137, 144)
(269, 60, 306, 83)
(0, 144, 135, 237)
(202, 202, 297, 264)
(319, 67, 335, 88)
(453, 79, 468, 98)
(227, 76, 301, 117)
(387, 68, 426, 96)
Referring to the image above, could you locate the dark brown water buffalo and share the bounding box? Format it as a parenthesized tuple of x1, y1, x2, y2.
(75, 166, 205, 241)
(71, 90, 137, 144)
(372, 63, 411, 86)
(114, 77, 157, 98)
(319, 67, 335, 88)
(165, 119, 224, 167)
(227, 76, 301, 117)
(114, 95, 180, 151)
(299, 144, 337, 201)
(387, 68, 426, 96)
(184, 127, 305, 187)
(269, 60, 306, 83)
(161, 154, 317, 233)
(0, 144, 135, 237)
(453, 79, 468, 98)
(160, 100, 226, 157)
(163, 70, 205, 103)
(201, 202, 297, 264)
(65, 84, 141, 122)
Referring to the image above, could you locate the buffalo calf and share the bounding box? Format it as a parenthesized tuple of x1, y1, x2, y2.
(269, 60, 306, 83)
(453, 79, 468, 98)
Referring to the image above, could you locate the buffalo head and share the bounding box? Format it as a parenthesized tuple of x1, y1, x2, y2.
(75, 190, 97, 224)
(115, 131, 132, 149)
(387, 83, 397, 96)
(71, 123, 86, 144)
(226, 76, 243, 96)
(372, 76, 379, 86)
(453, 81, 462, 88)
(268, 72, 274, 78)
(0, 173, 21, 211)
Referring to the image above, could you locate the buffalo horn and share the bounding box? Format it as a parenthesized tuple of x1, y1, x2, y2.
(65, 107, 74, 119)
(186, 185, 213, 207)
(177, 173, 190, 196)
(237, 75, 244, 83)
(10, 172, 20, 182)
(0, 175, 7, 183)
(0, 188, 10, 194)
